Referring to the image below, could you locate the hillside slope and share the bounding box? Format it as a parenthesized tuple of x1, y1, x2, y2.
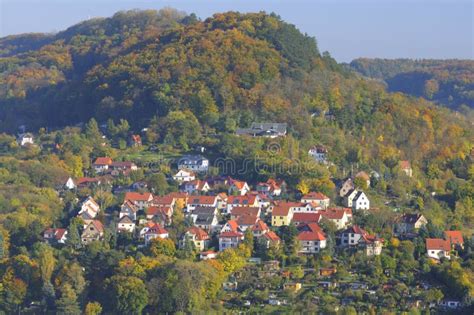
(0, 10, 471, 169)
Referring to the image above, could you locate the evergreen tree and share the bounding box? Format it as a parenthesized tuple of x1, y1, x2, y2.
(66, 218, 82, 250)
(56, 284, 81, 315)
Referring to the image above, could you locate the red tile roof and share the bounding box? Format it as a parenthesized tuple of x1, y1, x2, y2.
(426, 238, 451, 251)
(187, 226, 210, 241)
(444, 231, 464, 245)
(231, 180, 248, 190)
(321, 208, 347, 220)
(189, 195, 217, 205)
(251, 219, 269, 232)
(297, 223, 326, 241)
(302, 192, 329, 200)
(219, 231, 244, 238)
(226, 220, 239, 232)
(93, 157, 112, 165)
(227, 195, 256, 205)
(355, 171, 370, 181)
(263, 231, 281, 242)
(292, 213, 321, 224)
(152, 195, 175, 206)
(231, 206, 260, 217)
(146, 206, 172, 217)
(400, 160, 411, 169)
(146, 223, 168, 235)
(237, 214, 259, 226)
(125, 192, 153, 202)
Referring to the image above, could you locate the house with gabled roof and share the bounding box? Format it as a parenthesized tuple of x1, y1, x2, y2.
(256, 179, 285, 197)
(395, 213, 428, 235)
(338, 225, 383, 256)
(177, 155, 209, 173)
(345, 189, 370, 210)
(143, 223, 169, 245)
(308, 145, 328, 163)
(292, 212, 322, 226)
(43, 228, 68, 244)
(301, 192, 330, 209)
(93, 157, 113, 173)
(400, 160, 413, 177)
(228, 179, 250, 196)
(117, 216, 136, 233)
(180, 226, 210, 251)
(271, 203, 294, 227)
(81, 220, 104, 245)
(124, 192, 153, 210)
(319, 207, 352, 230)
(444, 230, 464, 250)
(78, 196, 100, 219)
(173, 169, 196, 183)
(181, 180, 210, 195)
(297, 223, 327, 254)
(146, 206, 173, 225)
(230, 206, 261, 220)
(17, 133, 34, 146)
(226, 195, 259, 214)
(187, 195, 218, 212)
(339, 178, 355, 197)
(219, 231, 244, 251)
(426, 238, 451, 260)
(191, 206, 219, 232)
(236, 213, 260, 231)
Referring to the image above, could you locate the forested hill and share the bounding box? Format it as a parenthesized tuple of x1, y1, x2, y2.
(349, 58, 474, 110)
(0, 9, 472, 169)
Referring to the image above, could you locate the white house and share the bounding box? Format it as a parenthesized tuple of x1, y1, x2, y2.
(78, 197, 100, 219)
(43, 228, 68, 244)
(228, 180, 250, 196)
(308, 145, 328, 163)
(17, 133, 34, 146)
(320, 208, 352, 230)
(124, 192, 153, 210)
(173, 169, 196, 183)
(92, 157, 113, 173)
(338, 225, 383, 256)
(177, 155, 209, 173)
(117, 216, 136, 233)
(64, 177, 76, 190)
(426, 238, 451, 260)
(120, 200, 138, 221)
(345, 190, 370, 210)
(182, 180, 210, 195)
(297, 223, 327, 254)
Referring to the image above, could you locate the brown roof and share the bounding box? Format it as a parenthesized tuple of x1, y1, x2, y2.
(292, 212, 321, 224)
(297, 223, 326, 241)
(355, 171, 370, 181)
(93, 157, 112, 165)
(230, 179, 248, 190)
(302, 192, 329, 200)
(125, 192, 153, 202)
(227, 195, 256, 205)
(226, 220, 239, 232)
(187, 226, 210, 241)
(237, 214, 259, 226)
(444, 231, 464, 245)
(263, 231, 281, 242)
(400, 160, 411, 170)
(426, 238, 451, 251)
(147, 206, 172, 217)
(231, 206, 260, 217)
(189, 195, 217, 205)
(146, 224, 168, 235)
(321, 208, 347, 220)
(90, 220, 104, 233)
(152, 195, 175, 206)
(251, 219, 269, 232)
(399, 213, 424, 224)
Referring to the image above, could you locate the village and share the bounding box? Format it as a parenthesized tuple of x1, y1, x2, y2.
(31, 123, 467, 312)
